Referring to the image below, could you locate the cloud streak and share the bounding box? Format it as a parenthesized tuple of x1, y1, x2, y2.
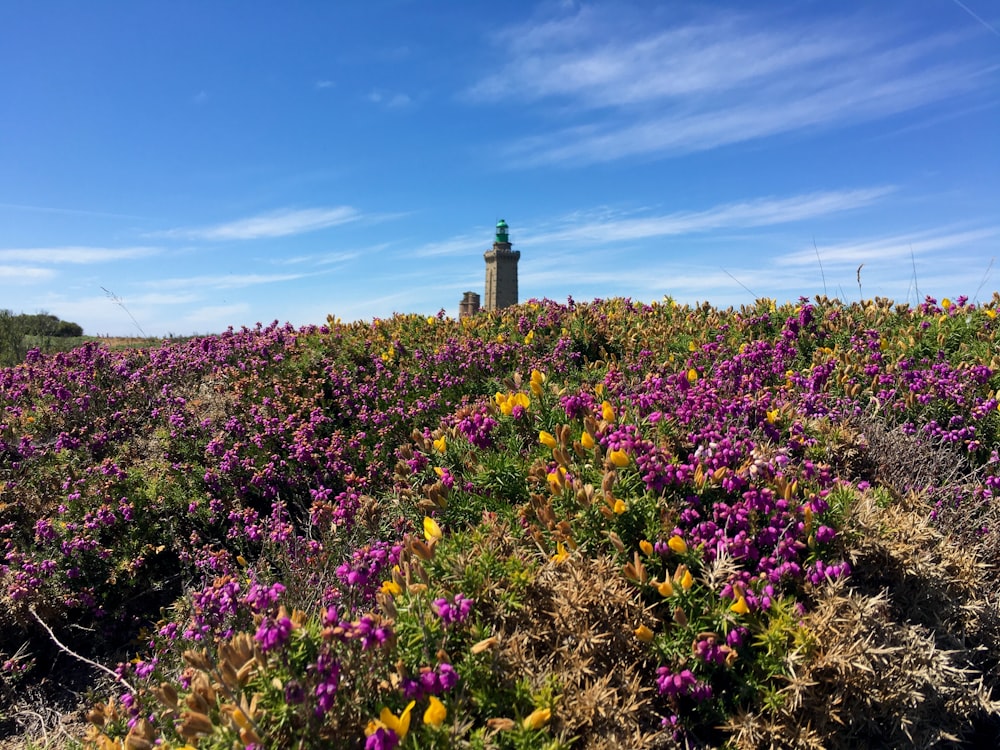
(145, 272, 313, 290)
(468, 6, 996, 166)
(160, 207, 361, 240)
(525, 187, 895, 246)
(0, 246, 159, 264)
(0, 265, 54, 281)
(781, 227, 1000, 267)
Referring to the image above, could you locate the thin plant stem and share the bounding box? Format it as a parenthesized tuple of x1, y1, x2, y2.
(29, 605, 136, 694)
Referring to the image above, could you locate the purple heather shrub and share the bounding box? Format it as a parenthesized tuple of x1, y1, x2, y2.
(455, 406, 498, 449)
(365, 728, 400, 750)
(432, 594, 473, 628)
(401, 662, 460, 700)
(244, 581, 286, 613)
(313, 651, 340, 716)
(255, 615, 294, 652)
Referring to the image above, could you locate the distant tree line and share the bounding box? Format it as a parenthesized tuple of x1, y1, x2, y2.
(0, 310, 84, 366)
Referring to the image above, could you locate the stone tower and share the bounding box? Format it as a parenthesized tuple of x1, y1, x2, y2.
(483, 219, 520, 312)
(458, 291, 481, 319)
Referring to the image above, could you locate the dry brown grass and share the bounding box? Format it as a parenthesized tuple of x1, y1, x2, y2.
(491, 553, 669, 749)
(726, 490, 1000, 749)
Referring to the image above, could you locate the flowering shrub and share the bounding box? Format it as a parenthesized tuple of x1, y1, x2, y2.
(2, 295, 999, 747)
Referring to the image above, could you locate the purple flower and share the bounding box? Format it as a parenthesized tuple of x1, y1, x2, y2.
(365, 728, 400, 750)
(432, 594, 473, 627)
(255, 616, 293, 652)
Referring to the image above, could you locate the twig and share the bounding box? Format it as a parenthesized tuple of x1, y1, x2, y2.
(972, 257, 994, 305)
(720, 268, 757, 298)
(813, 237, 828, 297)
(910, 246, 920, 303)
(100, 286, 147, 338)
(29, 605, 136, 694)
(856, 264, 864, 301)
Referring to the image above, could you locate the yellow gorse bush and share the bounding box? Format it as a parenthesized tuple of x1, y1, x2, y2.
(424, 696, 447, 728)
(539, 431, 557, 450)
(423, 516, 443, 543)
(522, 708, 551, 730)
(609, 449, 630, 467)
(366, 700, 416, 739)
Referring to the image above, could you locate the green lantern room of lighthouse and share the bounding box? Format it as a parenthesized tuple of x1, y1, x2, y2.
(495, 219, 509, 244)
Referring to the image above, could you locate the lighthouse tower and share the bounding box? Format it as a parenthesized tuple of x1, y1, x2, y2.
(483, 219, 520, 312)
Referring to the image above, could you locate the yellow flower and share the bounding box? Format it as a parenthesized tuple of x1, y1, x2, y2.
(595, 383, 605, 397)
(580, 431, 595, 449)
(765, 408, 779, 424)
(531, 369, 546, 384)
(686, 368, 698, 384)
(547, 471, 564, 493)
(427, 316, 436, 324)
(523, 707, 551, 730)
(433, 466, 445, 478)
(942, 298, 952, 311)
(613, 498, 627, 514)
(551, 541, 569, 564)
(667, 535, 687, 554)
(657, 578, 674, 597)
(424, 696, 447, 728)
(609, 449, 630, 467)
(639, 540, 653, 556)
(380, 580, 402, 596)
(601, 400, 615, 422)
(433, 436, 447, 453)
(377, 701, 416, 738)
(688, 340, 697, 352)
(634, 624, 655, 642)
(539, 431, 557, 449)
(680, 568, 694, 590)
(423, 516, 443, 542)
(513, 392, 530, 409)
(524, 330, 535, 344)
(730, 596, 749, 615)
(986, 308, 997, 319)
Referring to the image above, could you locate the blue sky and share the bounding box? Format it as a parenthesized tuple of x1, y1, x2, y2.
(1, 0, 998, 336)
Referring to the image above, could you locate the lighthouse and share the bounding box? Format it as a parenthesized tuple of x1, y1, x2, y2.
(483, 219, 520, 312)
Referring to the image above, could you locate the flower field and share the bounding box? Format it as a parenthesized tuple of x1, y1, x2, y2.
(2, 295, 1000, 749)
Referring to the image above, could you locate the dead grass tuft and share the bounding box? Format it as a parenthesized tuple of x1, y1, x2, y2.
(727, 490, 1000, 749)
(492, 553, 671, 749)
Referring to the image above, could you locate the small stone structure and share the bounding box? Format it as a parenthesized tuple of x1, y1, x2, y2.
(458, 291, 481, 319)
(459, 219, 521, 317)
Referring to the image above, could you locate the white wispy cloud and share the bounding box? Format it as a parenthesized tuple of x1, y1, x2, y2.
(158, 207, 361, 240)
(126, 292, 201, 305)
(0, 202, 150, 220)
(781, 227, 1000, 267)
(0, 246, 159, 264)
(524, 187, 894, 246)
(366, 90, 412, 108)
(145, 272, 312, 290)
(0, 265, 54, 281)
(411, 233, 487, 258)
(183, 303, 252, 326)
(467, 5, 996, 166)
(271, 246, 385, 266)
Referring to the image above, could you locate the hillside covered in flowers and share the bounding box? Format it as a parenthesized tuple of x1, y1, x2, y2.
(2, 295, 1000, 749)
